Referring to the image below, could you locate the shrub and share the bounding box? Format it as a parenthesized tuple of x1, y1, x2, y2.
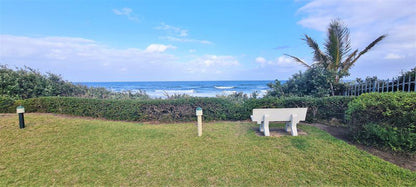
(13, 97, 240, 122)
(3, 96, 353, 124)
(266, 66, 346, 97)
(346, 92, 416, 153)
(0, 65, 150, 100)
(0, 95, 15, 113)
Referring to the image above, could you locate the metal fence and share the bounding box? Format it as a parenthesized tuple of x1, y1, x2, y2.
(344, 72, 416, 96)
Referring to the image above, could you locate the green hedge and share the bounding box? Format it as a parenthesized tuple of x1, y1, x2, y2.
(0, 95, 15, 113)
(245, 96, 354, 123)
(2, 96, 353, 123)
(346, 92, 416, 153)
(8, 97, 241, 122)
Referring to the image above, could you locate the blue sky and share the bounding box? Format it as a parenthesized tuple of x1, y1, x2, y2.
(1, 0, 415, 82)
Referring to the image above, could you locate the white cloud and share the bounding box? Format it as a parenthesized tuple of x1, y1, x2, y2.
(155, 23, 188, 37)
(113, 8, 132, 15)
(296, 0, 416, 79)
(189, 49, 196, 53)
(275, 56, 295, 66)
(255, 56, 301, 67)
(198, 55, 239, 67)
(255, 57, 266, 64)
(0, 35, 177, 81)
(385, 53, 404, 60)
(156, 22, 213, 45)
(185, 55, 239, 75)
(113, 8, 139, 22)
(0, 35, 241, 81)
(161, 36, 213, 45)
(145, 44, 176, 53)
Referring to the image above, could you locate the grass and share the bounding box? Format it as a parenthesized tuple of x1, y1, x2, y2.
(0, 113, 415, 186)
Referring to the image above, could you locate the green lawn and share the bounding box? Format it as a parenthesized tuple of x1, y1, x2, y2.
(0, 113, 415, 186)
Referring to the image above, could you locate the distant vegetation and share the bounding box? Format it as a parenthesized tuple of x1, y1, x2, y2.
(0, 65, 149, 100)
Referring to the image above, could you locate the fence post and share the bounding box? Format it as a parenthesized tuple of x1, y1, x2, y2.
(408, 74, 411, 92)
(354, 84, 357, 96)
(413, 72, 416, 92)
(396, 78, 399, 92)
(414, 72, 416, 91)
(368, 80, 371, 93)
(382, 81, 384, 93)
(361, 82, 364, 94)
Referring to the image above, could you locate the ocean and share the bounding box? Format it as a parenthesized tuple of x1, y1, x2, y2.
(76, 80, 274, 98)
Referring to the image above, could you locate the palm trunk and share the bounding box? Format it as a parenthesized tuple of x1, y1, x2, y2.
(330, 82, 335, 96)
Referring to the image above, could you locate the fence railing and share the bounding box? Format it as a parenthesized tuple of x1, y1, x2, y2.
(344, 72, 416, 96)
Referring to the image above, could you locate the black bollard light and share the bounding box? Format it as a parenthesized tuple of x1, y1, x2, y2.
(16, 106, 25, 129)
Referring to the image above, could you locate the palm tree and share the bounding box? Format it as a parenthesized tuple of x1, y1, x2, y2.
(286, 19, 386, 85)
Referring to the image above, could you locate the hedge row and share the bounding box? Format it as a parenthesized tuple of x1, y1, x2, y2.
(245, 96, 354, 124)
(346, 92, 416, 153)
(1, 96, 353, 123)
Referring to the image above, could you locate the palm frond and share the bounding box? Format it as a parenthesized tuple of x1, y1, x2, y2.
(284, 54, 312, 69)
(341, 50, 358, 73)
(325, 19, 351, 71)
(303, 35, 328, 66)
(350, 35, 387, 65)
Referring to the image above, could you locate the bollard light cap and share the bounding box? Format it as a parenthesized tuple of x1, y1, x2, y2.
(16, 105, 25, 113)
(196, 107, 203, 115)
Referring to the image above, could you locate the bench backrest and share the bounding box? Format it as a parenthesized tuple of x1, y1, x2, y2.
(251, 108, 308, 122)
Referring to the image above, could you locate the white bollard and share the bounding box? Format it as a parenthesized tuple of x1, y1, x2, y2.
(196, 107, 203, 136)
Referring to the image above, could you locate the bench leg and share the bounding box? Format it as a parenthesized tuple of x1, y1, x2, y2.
(264, 120, 270, 136)
(262, 114, 270, 136)
(290, 114, 299, 136)
(259, 122, 264, 132)
(285, 121, 291, 132)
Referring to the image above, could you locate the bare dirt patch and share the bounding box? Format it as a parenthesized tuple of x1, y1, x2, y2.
(305, 123, 416, 172)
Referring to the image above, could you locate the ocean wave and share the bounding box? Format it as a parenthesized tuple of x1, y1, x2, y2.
(215, 86, 234, 89)
(221, 91, 237, 95)
(155, 89, 195, 94)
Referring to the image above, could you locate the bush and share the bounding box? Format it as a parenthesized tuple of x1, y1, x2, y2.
(2, 96, 353, 124)
(266, 67, 346, 97)
(346, 92, 416, 153)
(0, 95, 15, 113)
(12, 97, 240, 122)
(0, 65, 150, 100)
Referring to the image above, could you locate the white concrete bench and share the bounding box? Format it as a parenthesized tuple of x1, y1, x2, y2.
(251, 108, 308, 136)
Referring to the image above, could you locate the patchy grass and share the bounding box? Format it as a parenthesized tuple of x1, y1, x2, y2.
(0, 113, 415, 186)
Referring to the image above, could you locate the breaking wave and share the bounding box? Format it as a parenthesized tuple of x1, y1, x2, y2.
(215, 86, 234, 89)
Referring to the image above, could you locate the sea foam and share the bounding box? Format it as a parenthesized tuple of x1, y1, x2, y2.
(215, 86, 234, 89)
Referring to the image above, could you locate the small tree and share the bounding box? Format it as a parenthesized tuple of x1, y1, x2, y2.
(285, 19, 386, 95)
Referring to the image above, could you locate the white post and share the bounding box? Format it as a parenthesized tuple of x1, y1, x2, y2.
(263, 114, 270, 136)
(196, 107, 203, 136)
(290, 114, 299, 136)
(259, 121, 264, 132)
(285, 121, 291, 132)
